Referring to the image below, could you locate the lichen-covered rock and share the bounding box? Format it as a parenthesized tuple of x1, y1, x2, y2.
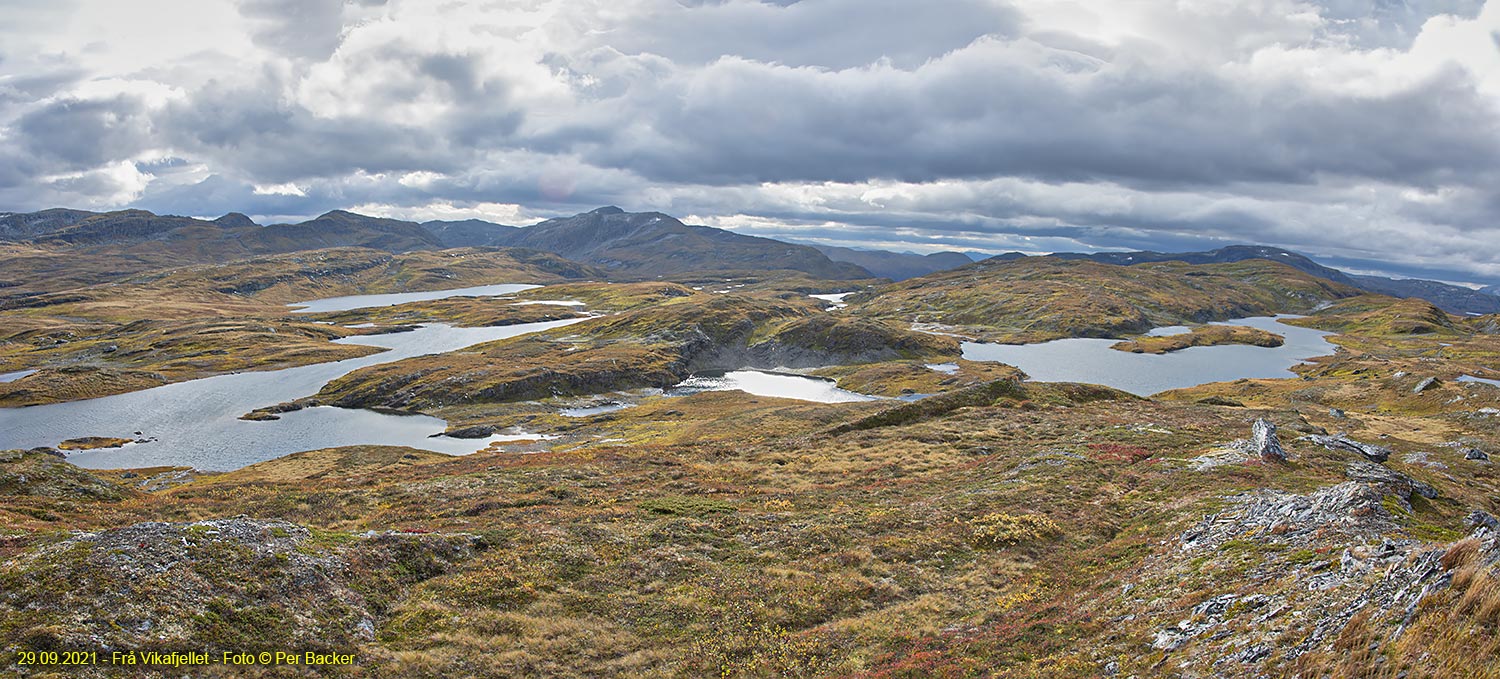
(1178, 481, 1398, 552)
(1344, 460, 1438, 505)
(1251, 418, 1285, 462)
(1301, 433, 1392, 462)
(0, 517, 487, 657)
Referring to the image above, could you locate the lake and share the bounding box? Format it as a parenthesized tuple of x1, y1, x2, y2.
(288, 283, 541, 314)
(960, 316, 1336, 396)
(0, 287, 586, 470)
(809, 292, 853, 309)
(668, 370, 879, 403)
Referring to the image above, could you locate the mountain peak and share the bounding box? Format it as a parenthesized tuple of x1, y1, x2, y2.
(214, 212, 257, 228)
(500, 207, 869, 279)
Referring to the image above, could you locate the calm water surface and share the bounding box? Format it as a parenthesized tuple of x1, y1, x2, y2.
(809, 292, 853, 309)
(1, 287, 585, 470)
(289, 283, 541, 314)
(668, 370, 879, 403)
(961, 316, 1335, 396)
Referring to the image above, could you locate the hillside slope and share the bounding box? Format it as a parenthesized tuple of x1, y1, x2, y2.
(422, 219, 520, 248)
(497, 207, 871, 279)
(1020, 245, 1500, 315)
(854, 256, 1363, 342)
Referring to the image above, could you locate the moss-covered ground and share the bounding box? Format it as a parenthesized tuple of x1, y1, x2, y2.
(2, 255, 1500, 677)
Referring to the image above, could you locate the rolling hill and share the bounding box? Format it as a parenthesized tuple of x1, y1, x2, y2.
(998, 245, 1500, 315)
(493, 207, 871, 279)
(5, 207, 1494, 312)
(852, 255, 1364, 342)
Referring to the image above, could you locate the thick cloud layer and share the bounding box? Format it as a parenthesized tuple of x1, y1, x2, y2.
(1, 0, 1497, 282)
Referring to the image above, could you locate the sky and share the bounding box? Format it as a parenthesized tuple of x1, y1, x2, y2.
(1, 0, 1498, 284)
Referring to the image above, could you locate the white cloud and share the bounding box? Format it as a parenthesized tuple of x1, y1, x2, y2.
(0, 0, 1498, 282)
(348, 200, 540, 224)
(252, 182, 306, 196)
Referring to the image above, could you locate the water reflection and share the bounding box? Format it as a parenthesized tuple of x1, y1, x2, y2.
(289, 283, 541, 314)
(0, 312, 585, 470)
(961, 316, 1335, 396)
(668, 370, 878, 403)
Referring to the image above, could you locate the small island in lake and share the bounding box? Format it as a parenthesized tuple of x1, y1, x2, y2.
(1110, 325, 1285, 354)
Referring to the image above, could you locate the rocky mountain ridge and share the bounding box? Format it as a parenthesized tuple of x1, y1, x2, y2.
(5, 205, 1497, 313)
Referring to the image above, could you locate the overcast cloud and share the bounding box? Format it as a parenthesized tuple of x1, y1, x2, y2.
(1, 0, 1497, 282)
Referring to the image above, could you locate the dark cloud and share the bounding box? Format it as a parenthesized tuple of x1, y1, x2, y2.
(1, 0, 1498, 283)
(16, 95, 157, 171)
(573, 41, 1500, 190)
(158, 76, 483, 182)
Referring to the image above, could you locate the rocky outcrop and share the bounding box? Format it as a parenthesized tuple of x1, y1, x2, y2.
(1152, 593, 1273, 652)
(1251, 419, 1285, 462)
(0, 517, 486, 654)
(1301, 433, 1392, 462)
(1182, 463, 1435, 549)
(1344, 460, 1437, 506)
(1179, 482, 1398, 552)
(0, 448, 134, 502)
(1159, 480, 1499, 676)
(434, 425, 496, 439)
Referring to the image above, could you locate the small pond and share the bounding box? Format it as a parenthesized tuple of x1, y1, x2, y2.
(667, 370, 879, 403)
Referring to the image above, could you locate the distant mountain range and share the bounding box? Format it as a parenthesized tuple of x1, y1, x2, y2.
(989, 245, 1500, 315)
(0, 206, 871, 284)
(811, 245, 973, 281)
(0, 208, 441, 257)
(2, 206, 1496, 313)
(419, 218, 519, 248)
(424, 217, 971, 281)
(424, 207, 869, 279)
